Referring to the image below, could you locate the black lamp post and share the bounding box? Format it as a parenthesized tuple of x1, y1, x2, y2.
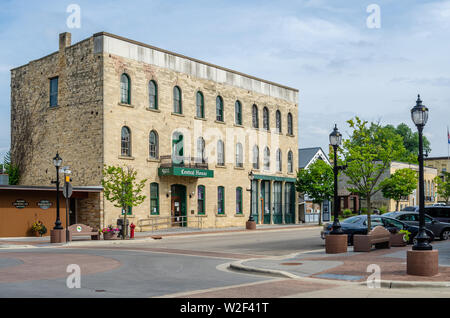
(329, 124, 343, 234)
(411, 95, 432, 251)
(248, 170, 255, 222)
(52, 153, 63, 230)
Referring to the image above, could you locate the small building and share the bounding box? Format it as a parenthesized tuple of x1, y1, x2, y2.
(297, 147, 331, 223)
(424, 156, 450, 203)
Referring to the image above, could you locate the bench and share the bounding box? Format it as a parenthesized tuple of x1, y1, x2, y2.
(353, 226, 391, 252)
(68, 224, 100, 241)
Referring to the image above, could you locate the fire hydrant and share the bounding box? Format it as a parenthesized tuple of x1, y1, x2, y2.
(130, 223, 136, 239)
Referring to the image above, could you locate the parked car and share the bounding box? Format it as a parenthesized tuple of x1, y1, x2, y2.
(401, 205, 450, 223)
(321, 215, 435, 246)
(383, 211, 450, 240)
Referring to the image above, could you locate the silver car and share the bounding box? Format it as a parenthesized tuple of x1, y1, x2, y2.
(384, 211, 450, 240)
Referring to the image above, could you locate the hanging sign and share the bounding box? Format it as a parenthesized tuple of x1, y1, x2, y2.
(37, 200, 52, 210)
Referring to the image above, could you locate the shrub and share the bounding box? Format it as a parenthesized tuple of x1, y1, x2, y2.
(343, 209, 353, 217)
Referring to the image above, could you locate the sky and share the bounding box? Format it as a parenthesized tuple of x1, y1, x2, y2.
(0, 0, 450, 163)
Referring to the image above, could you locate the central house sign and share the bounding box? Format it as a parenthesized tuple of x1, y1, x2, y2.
(158, 167, 214, 178)
(37, 200, 52, 210)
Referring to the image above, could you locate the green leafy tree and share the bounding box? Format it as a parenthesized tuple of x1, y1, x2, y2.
(435, 172, 450, 204)
(379, 168, 418, 211)
(101, 165, 147, 239)
(295, 159, 334, 226)
(3, 151, 20, 185)
(340, 117, 408, 231)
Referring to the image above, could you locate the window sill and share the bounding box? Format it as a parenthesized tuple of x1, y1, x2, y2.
(234, 214, 245, 217)
(234, 124, 244, 128)
(118, 156, 135, 160)
(216, 213, 227, 217)
(147, 108, 161, 113)
(286, 133, 295, 137)
(215, 164, 226, 169)
(147, 158, 160, 163)
(197, 214, 208, 217)
(234, 166, 244, 170)
(49, 105, 60, 109)
(214, 120, 226, 125)
(194, 116, 207, 121)
(171, 112, 185, 117)
(274, 131, 283, 135)
(118, 102, 135, 108)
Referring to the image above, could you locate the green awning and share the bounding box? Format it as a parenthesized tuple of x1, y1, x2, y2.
(158, 167, 214, 178)
(253, 174, 296, 183)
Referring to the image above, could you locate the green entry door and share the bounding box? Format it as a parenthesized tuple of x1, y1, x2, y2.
(261, 181, 271, 224)
(273, 182, 282, 224)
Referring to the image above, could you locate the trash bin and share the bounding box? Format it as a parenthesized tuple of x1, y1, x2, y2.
(117, 218, 130, 238)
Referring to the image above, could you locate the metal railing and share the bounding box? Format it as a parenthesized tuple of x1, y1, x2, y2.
(159, 155, 209, 169)
(137, 215, 203, 232)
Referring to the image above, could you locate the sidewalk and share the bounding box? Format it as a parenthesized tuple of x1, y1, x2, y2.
(229, 240, 450, 288)
(0, 223, 319, 247)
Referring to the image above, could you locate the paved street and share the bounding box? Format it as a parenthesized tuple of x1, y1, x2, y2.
(1, 226, 450, 298)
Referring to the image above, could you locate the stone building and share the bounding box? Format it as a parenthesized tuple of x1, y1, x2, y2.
(424, 156, 450, 203)
(10, 32, 299, 232)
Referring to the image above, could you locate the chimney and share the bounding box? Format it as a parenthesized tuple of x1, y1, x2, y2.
(59, 32, 72, 52)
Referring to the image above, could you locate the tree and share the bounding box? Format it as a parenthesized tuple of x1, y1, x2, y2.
(295, 159, 334, 226)
(379, 168, 418, 211)
(101, 165, 147, 239)
(3, 151, 20, 185)
(340, 117, 408, 231)
(435, 172, 450, 204)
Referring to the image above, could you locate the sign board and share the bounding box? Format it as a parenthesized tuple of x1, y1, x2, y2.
(158, 167, 214, 178)
(13, 199, 29, 209)
(37, 200, 52, 210)
(63, 183, 73, 198)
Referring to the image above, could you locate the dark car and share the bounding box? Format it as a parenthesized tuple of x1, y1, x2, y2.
(384, 211, 450, 240)
(401, 205, 450, 223)
(321, 215, 435, 246)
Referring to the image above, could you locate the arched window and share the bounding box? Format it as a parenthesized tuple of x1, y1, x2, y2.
(173, 86, 182, 114)
(276, 110, 282, 133)
(276, 148, 282, 172)
(236, 187, 243, 214)
(236, 142, 243, 168)
(217, 140, 225, 166)
(264, 147, 270, 171)
(287, 151, 293, 173)
(172, 131, 184, 164)
(149, 80, 157, 109)
(121, 126, 131, 157)
(196, 91, 204, 118)
(252, 104, 259, 128)
(235, 100, 242, 125)
(263, 107, 269, 130)
(218, 186, 225, 214)
(216, 96, 224, 122)
(149, 130, 158, 159)
(253, 145, 259, 170)
(150, 182, 159, 215)
(287, 113, 293, 135)
(198, 185, 206, 215)
(197, 137, 206, 164)
(120, 74, 130, 104)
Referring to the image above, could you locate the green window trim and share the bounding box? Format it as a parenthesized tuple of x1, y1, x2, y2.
(173, 86, 182, 114)
(198, 185, 206, 215)
(218, 186, 225, 214)
(236, 187, 243, 214)
(150, 182, 159, 215)
(149, 80, 158, 109)
(120, 73, 131, 104)
(196, 91, 205, 118)
(216, 96, 224, 122)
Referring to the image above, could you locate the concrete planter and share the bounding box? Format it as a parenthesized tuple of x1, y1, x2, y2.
(103, 232, 118, 240)
(390, 233, 407, 247)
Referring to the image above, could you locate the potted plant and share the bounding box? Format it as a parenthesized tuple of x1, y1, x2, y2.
(389, 228, 409, 247)
(101, 225, 119, 240)
(31, 221, 47, 237)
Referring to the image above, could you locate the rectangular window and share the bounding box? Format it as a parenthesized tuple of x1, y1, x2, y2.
(218, 186, 225, 214)
(150, 183, 159, 215)
(198, 185, 205, 215)
(236, 187, 243, 214)
(49, 77, 58, 107)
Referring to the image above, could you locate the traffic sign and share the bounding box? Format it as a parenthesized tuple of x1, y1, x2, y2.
(63, 182, 73, 198)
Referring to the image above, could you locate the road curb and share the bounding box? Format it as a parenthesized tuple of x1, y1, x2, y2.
(372, 280, 450, 289)
(229, 260, 300, 279)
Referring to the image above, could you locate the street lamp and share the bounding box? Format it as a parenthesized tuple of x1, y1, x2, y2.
(329, 124, 343, 234)
(52, 153, 63, 230)
(248, 170, 255, 223)
(411, 94, 432, 251)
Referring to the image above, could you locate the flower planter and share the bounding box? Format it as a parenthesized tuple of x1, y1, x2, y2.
(103, 232, 118, 240)
(390, 233, 407, 247)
